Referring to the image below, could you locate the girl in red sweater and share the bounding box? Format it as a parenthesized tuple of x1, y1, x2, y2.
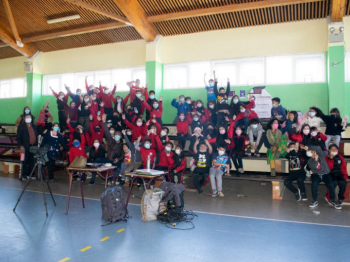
(192, 100, 209, 124)
(141, 96, 164, 126)
(135, 134, 156, 168)
(154, 140, 175, 180)
(122, 114, 148, 142)
(147, 120, 162, 150)
(169, 146, 187, 183)
(89, 114, 104, 146)
(228, 125, 250, 176)
(176, 112, 189, 149)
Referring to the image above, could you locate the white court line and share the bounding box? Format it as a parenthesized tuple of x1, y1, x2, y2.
(5, 186, 350, 228)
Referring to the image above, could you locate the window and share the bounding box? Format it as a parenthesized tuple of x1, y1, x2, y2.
(344, 51, 350, 82)
(212, 61, 237, 86)
(0, 78, 26, 99)
(295, 54, 325, 83)
(239, 58, 264, 85)
(42, 67, 145, 95)
(266, 56, 293, 84)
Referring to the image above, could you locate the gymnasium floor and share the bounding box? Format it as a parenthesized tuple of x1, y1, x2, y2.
(0, 172, 349, 262)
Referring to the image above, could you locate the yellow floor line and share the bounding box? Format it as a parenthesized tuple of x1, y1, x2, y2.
(80, 246, 92, 252)
(100, 236, 110, 241)
(117, 228, 125, 233)
(58, 258, 70, 262)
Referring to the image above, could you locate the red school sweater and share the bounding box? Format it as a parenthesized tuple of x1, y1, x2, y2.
(69, 134, 87, 163)
(124, 120, 148, 142)
(176, 120, 189, 134)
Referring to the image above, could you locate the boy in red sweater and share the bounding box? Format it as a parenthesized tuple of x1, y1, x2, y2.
(147, 120, 162, 150)
(234, 96, 257, 131)
(122, 114, 148, 142)
(98, 81, 116, 120)
(154, 140, 175, 179)
(176, 112, 189, 149)
(135, 134, 156, 168)
(89, 114, 104, 145)
(169, 146, 187, 184)
(141, 96, 163, 126)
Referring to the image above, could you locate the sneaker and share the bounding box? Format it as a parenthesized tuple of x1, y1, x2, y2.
(30, 176, 36, 180)
(254, 152, 260, 157)
(88, 181, 95, 185)
(218, 191, 224, 197)
(245, 152, 252, 157)
(198, 188, 203, 194)
(309, 201, 318, 208)
(301, 193, 308, 201)
(330, 201, 342, 210)
(294, 189, 301, 201)
(339, 199, 344, 205)
(324, 196, 332, 206)
(212, 190, 218, 198)
(238, 168, 244, 173)
(50, 179, 54, 182)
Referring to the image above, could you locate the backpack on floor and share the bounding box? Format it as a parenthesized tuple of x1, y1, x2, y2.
(101, 186, 127, 224)
(141, 188, 166, 222)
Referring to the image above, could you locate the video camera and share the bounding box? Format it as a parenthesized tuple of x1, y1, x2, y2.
(29, 144, 49, 164)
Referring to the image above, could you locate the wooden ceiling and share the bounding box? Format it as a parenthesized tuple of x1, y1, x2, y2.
(0, 0, 347, 60)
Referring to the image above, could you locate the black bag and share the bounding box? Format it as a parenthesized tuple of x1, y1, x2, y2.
(101, 186, 127, 223)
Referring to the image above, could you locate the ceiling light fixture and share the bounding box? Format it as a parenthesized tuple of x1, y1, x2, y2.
(339, 26, 344, 33)
(330, 27, 335, 34)
(47, 14, 81, 24)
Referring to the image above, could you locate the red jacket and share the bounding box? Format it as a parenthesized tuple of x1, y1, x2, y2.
(176, 120, 189, 134)
(235, 100, 257, 122)
(174, 157, 187, 173)
(142, 101, 163, 119)
(67, 124, 91, 146)
(139, 147, 156, 168)
(325, 155, 348, 180)
(99, 85, 116, 109)
(192, 107, 210, 122)
(112, 95, 128, 114)
(129, 85, 144, 104)
(89, 107, 104, 127)
(187, 112, 206, 125)
(155, 139, 174, 169)
(124, 120, 148, 142)
(228, 119, 236, 139)
(69, 134, 87, 163)
(89, 121, 104, 146)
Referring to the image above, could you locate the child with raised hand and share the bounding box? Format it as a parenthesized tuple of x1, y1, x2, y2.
(204, 72, 216, 101)
(300, 106, 322, 129)
(307, 146, 341, 209)
(209, 144, 231, 197)
(171, 95, 190, 124)
(169, 146, 187, 184)
(214, 76, 231, 129)
(284, 143, 307, 201)
(317, 107, 345, 148)
(234, 95, 258, 131)
(227, 125, 249, 176)
(271, 97, 286, 122)
(325, 144, 348, 205)
(48, 86, 69, 131)
(141, 96, 163, 126)
(192, 139, 213, 193)
(143, 86, 156, 121)
(124, 104, 137, 123)
(89, 113, 104, 145)
(135, 130, 156, 169)
(264, 118, 288, 176)
(176, 112, 189, 149)
(246, 118, 263, 157)
(154, 141, 175, 179)
(122, 114, 148, 142)
(147, 120, 162, 150)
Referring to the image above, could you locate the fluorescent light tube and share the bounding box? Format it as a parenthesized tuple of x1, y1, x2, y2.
(47, 14, 81, 24)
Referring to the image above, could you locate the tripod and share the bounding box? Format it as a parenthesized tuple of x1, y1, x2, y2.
(13, 158, 56, 217)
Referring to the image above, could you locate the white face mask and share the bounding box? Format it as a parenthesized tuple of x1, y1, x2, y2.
(331, 152, 338, 156)
(197, 103, 202, 108)
(209, 105, 214, 109)
(175, 149, 180, 154)
(165, 146, 171, 152)
(110, 130, 115, 134)
(104, 90, 109, 94)
(150, 129, 155, 134)
(127, 132, 132, 136)
(306, 151, 313, 157)
(25, 118, 32, 123)
(251, 124, 257, 129)
(289, 148, 295, 151)
(218, 150, 225, 156)
(240, 109, 246, 113)
(161, 131, 166, 136)
(311, 132, 317, 137)
(94, 143, 100, 148)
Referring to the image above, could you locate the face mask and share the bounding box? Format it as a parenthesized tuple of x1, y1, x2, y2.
(165, 146, 171, 152)
(53, 126, 59, 132)
(197, 103, 202, 108)
(117, 99, 121, 103)
(115, 135, 120, 141)
(219, 92, 225, 95)
(73, 141, 80, 147)
(272, 104, 276, 108)
(199, 150, 207, 153)
(77, 92, 81, 96)
(209, 83, 214, 87)
(236, 130, 242, 135)
(311, 131, 317, 137)
(309, 112, 316, 117)
(94, 143, 100, 148)
(104, 90, 109, 94)
(180, 98, 184, 102)
(161, 131, 167, 136)
(135, 83, 140, 87)
(149, 95, 155, 99)
(107, 124, 112, 128)
(25, 109, 30, 114)
(240, 109, 246, 113)
(137, 122, 142, 127)
(110, 130, 115, 134)
(71, 105, 75, 109)
(179, 116, 185, 120)
(59, 95, 64, 99)
(186, 100, 191, 104)
(209, 105, 214, 109)
(25, 118, 32, 124)
(127, 108, 132, 112)
(97, 111, 101, 116)
(193, 117, 199, 122)
(306, 151, 313, 157)
(45, 110, 49, 113)
(95, 127, 100, 132)
(175, 149, 180, 154)
(92, 97, 96, 100)
(127, 132, 132, 136)
(153, 104, 159, 109)
(251, 124, 258, 129)
(218, 150, 225, 156)
(136, 93, 142, 98)
(219, 130, 225, 135)
(144, 143, 150, 149)
(331, 152, 338, 156)
(233, 99, 239, 104)
(303, 130, 310, 135)
(272, 124, 279, 130)
(289, 148, 295, 151)
(84, 98, 89, 102)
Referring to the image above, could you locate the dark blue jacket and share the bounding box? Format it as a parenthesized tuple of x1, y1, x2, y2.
(41, 131, 68, 160)
(320, 114, 344, 136)
(271, 105, 286, 122)
(171, 99, 190, 116)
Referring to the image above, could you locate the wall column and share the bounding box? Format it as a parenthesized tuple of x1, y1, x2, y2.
(145, 36, 163, 96)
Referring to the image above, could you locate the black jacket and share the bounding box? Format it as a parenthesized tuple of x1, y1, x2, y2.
(88, 146, 106, 162)
(16, 123, 38, 149)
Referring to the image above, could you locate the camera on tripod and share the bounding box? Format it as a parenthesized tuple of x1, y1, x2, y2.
(29, 145, 49, 164)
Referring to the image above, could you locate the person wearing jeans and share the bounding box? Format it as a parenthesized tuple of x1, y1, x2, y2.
(209, 146, 230, 197)
(246, 119, 263, 157)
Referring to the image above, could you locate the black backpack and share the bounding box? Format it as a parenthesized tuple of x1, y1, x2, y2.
(101, 186, 127, 223)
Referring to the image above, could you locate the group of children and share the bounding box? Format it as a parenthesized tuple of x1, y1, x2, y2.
(15, 73, 348, 209)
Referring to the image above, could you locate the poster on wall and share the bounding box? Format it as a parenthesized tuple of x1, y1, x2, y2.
(248, 86, 272, 121)
(240, 90, 246, 98)
(228, 90, 235, 99)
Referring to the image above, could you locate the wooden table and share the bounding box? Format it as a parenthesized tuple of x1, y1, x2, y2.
(125, 171, 167, 209)
(65, 166, 116, 214)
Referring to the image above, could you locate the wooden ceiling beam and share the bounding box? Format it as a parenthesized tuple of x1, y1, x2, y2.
(63, 0, 130, 24)
(147, 0, 324, 22)
(0, 24, 39, 58)
(112, 0, 158, 42)
(3, 0, 22, 46)
(22, 22, 126, 43)
(331, 0, 346, 22)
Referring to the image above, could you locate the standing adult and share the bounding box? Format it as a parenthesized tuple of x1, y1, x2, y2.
(15, 106, 36, 127)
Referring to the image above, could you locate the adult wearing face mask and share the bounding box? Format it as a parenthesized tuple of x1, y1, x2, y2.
(17, 114, 38, 179)
(49, 86, 69, 131)
(41, 123, 68, 181)
(15, 106, 36, 127)
(37, 100, 53, 136)
(246, 118, 263, 157)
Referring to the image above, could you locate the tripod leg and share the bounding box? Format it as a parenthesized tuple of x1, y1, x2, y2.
(13, 163, 37, 212)
(79, 172, 85, 208)
(39, 164, 48, 217)
(42, 166, 56, 206)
